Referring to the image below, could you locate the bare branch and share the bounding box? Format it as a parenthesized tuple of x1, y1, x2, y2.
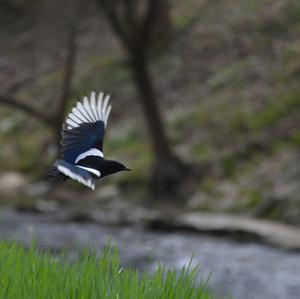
(97, 0, 135, 50)
(0, 95, 53, 126)
(0, 0, 23, 14)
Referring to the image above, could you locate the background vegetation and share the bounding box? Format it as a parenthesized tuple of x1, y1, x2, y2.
(1, 0, 299, 220)
(1, 0, 300, 298)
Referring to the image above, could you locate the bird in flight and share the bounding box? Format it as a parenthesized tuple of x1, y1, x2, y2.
(48, 91, 130, 190)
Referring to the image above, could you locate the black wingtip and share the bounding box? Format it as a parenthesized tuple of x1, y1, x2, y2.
(45, 164, 68, 182)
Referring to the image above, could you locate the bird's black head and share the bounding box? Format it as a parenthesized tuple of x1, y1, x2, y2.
(101, 159, 130, 177)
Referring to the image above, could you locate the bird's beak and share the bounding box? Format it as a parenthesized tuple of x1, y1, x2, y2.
(124, 166, 131, 171)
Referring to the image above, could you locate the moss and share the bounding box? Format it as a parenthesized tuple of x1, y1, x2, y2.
(173, 12, 193, 29)
(252, 93, 300, 130)
(191, 144, 210, 159)
(229, 92, 300, 134)
(200, 178, 223, 199)
(207, 60, 247, 90)
(172, 0, 202, 29)
(284, 1, 300, 25)
(222, 157, 237, 177)
(268, 206, 283, 220)
(190, 109, 210, 127)
(290, 131, 300, 147)
(171, 112, 191, 131)
(106, 128, 140, 152)
(257, 202, 285, 220)
(244, 190, 264, 208)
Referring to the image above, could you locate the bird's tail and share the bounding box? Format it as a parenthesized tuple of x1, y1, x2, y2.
(47, 160, 96, 190)
(46, 163, 68, 182)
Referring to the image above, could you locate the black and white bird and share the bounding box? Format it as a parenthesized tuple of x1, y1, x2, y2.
(48, 91, 130, 190)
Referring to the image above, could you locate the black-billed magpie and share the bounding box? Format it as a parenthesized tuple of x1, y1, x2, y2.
(48, 91, 130, 190)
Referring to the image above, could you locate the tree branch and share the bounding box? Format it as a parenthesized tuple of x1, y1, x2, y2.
(0, 95, 53, 126)
(97, 0, 135, 50)
(0, 0, 23, 14)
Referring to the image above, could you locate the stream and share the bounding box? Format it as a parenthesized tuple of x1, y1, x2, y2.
(0, 209, 299, 299)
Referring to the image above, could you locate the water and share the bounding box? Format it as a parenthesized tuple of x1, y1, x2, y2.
(0, 209, 299, 299)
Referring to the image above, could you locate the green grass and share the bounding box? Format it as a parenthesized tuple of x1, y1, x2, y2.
(0, 241, 221, 299)
(290, 131, 300, 147)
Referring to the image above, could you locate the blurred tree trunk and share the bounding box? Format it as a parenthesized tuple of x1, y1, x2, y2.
(130, 54, 186, 194)
(130, 54, 171, 162)
(97, 0, 188, 195)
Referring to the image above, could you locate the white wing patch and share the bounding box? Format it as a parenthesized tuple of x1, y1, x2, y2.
(77, 165, 101, 177)
(57, 165, 96, 190)
(66, 91, 112, 130)
(75, 148, 104, 164)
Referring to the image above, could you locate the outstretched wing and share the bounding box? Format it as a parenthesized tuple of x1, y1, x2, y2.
(60, 91, 112, 164)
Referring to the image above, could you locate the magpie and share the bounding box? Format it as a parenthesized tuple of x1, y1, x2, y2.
(48, 91, 130, 190)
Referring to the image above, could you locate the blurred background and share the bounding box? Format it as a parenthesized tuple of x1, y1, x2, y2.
(1, 0, 300, 298)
